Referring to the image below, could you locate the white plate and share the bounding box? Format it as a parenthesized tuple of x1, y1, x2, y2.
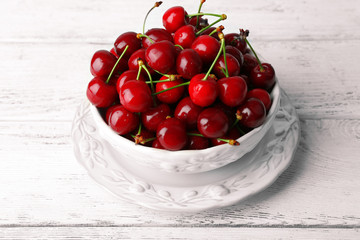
(71, 89, 300, 212)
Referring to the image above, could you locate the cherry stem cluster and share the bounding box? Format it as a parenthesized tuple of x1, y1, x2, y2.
(106, 45, 129, 84)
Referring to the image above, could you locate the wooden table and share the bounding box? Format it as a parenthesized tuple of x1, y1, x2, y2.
(1, 0, 359, 238)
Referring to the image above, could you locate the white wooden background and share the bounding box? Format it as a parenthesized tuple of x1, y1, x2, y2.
(1, 0, 360, 239)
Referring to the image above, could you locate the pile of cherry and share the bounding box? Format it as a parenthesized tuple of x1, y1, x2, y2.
(86, 1, 276, 151)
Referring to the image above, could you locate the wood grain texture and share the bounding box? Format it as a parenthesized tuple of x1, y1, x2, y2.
(0, 227, 359, 239)
(0, 119, 359, 226)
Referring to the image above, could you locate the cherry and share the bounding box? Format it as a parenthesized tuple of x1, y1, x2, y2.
(116, 69, 146, 93)
(241, 53, 258, 76)
(174, 25, 197, 49)
(114, 32, 141, 59)
(174, 96, 203, 130)
(188, 73, 218, 107)
(191, 35, 220, 66)
(107, 105, 139, 135)
(246, 88, 272, 111)
(189, 16, 209, 29)
(213, 53, 240, 79)
(197, 107, 229, 138)
(128, 48, 155, 75)
(211, 127, 241, 146)
(141, 103, 171, 132)
(224, 33, 247, 54)
(236, 98, 266, 128)
(176, 49, 203, 79)
(120, 80, 152, 112)
(86, 76, 117, 108)
(250, 63, 276, 90)
(213, 101, 237, 127)
(187, 132, 209, 150)
(225, 45, 244, 66)
(156, 118, 187, 150)
(145, 40, 177, 73)
(90, 50, 121, 77)
(162, 6, 189, 33)
(110, 47, 118, 57)
(142, 28, 174, 48)
(199, 27, 220, 40)
(155, 76, 185, 104)
(217, 76, 248, 107)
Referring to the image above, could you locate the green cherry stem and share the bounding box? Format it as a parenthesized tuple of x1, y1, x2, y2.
(138, 59, 157, 106)
(220, 34, 229, 77)
(196, 0, 206, 28)
(105, 45, 128, 84)
(137, 33, 155, 44)
(187, 12, 223, 18)
(152, 81, 190, 96)
(136, 65, 143, 81)
(202, 35, 225, 80)
(174, 44, 184, 50)
(244, 37, 264, 71)
(187, 132, 239, 145)
(142, 1, 163, 34)
(146, 78, 170, 84)
(195, 14, 227, 36)
(186, 132, 204, 137)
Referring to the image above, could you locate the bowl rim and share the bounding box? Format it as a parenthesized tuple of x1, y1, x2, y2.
(90, 80, 281, 156)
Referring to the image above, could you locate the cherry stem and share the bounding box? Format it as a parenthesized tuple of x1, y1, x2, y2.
(235, 124, 246, 135)
(187, 132, 239, 145)
(187, 12, 223, 18)
(142, 1, 163, 34)
(138, 60, 157, 106)
(106, 45, 128, 84)
(146, 79, 170, 84)
(221, 38, 229, 77)
(152, 81, 190, 96)
(136, 115, 143, 136)
(137, 33, 154, 44)
(144, 137, 156, 143)
(244, 38, 264, 71)
(174, 44, 184, 50)
(136, 65, 143, 81)
(202, 37, 225, 80)
(186, 132, 204, 137)
(196, 0, 206, 29)
(208, 28, 217, 36)
(195, 14, 227, 36)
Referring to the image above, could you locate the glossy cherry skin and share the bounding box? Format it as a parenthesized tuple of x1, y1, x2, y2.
(156, 118, 187, 151)
(107, 105, 139, 135)
(90, 50, 121, 77)
(217, 76, 248, 107)
(152, 138, 165, 149)
(191, 35, 220, 66)
(246, 88, 272, 111)
(237, 98, 266, 128)
(241, 53, 258, 76)
(213, 53, 240, 79)
(155, 76, 185, 104)
(176, 49, 203, 79)
(189, 16, 209, 29)
(189, 73, 218, 107)
(110, 47, 118, 57)
(174, 25, 197, 49)
(174, 96, 203, 130)
(114, 31, 142, 59)
(86, 77, 117, 108)
(211, 127, 241, 146)
(250, 63, 276, 91)
(142, 28, 173, 48)
(128, 48, 155, 75)
(116, 70, 146, 93)
(120, 80, 152, 113)
(141, 103, 171, 132)
(225, 45, 244, 66)
(197, 107, 229, 138)
(224, 33, 247, 53)
(145, 40, 177, 74)
(162, 6, 189, 33)
(187, 132, 210, 150)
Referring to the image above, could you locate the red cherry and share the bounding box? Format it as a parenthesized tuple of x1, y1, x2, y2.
(250, 63, 276, 90)
(189, 16, 209, 29)
(114, 32, 141, 59)
(174, 96, 203, 130)
(156, 118, 187, 150)
(217, 76, 248, 107)
(197, 108, 229, 138)
(142, 103, 171, 132)
(225, 45, 244, 66)
(187, 132, 209, 150)
(128, 48, 155, 75)
(211, 127, 241, 146)
(155, 76, 185, 104)
(174, 25, 197, 49)
(162, 6, 189, 33)
(120, 80, 152, 112)
(191, 35, 220, 66)
(188, 73, 218, 107)
(107, 105, 139, 135)
(90, 50, 119, 77)
(246, 88, 272, 111)
(224, 33, 247, 53)
(116, 70, 147, 94)
(213, 53, 240, 79)
(200, 27, 220, 41)
(86, 76, 117, 108)
(110, 47, 118, 57)
(142, 28, 173, 48)
(176, 49, 203, 79)
(213, 101, 237, 127)
(241, 53, 258, 76)
(152, 138, 165, 149)
(145, 40, 177, 73)
(237, 98, 266, 128)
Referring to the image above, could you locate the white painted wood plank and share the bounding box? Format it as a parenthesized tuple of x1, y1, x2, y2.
(1, 0, 359, 42)
(0, 227, 359, 239)
(1, 39, 359, 121)
(0, 119, 359, 226)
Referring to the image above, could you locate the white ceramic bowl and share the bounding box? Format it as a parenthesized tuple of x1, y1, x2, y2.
(90, 81, 281, 174)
